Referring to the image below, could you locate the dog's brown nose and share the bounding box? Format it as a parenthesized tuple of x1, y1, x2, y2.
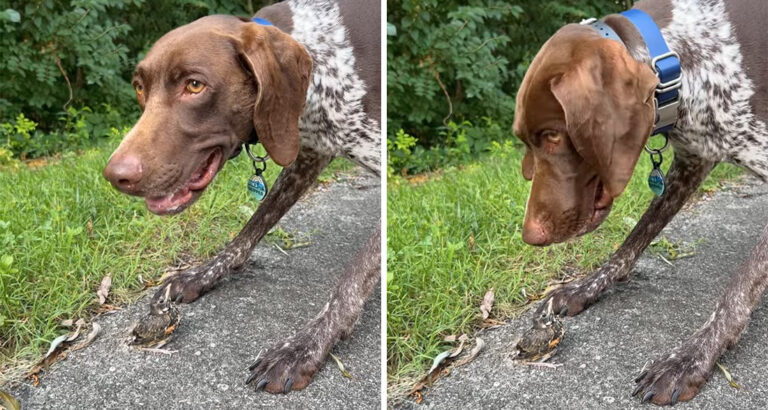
(522, 218, 550, 246)
(104, 154, 143, 193)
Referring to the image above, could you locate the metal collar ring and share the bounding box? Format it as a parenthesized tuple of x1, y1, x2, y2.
(644, 134, 669, 155)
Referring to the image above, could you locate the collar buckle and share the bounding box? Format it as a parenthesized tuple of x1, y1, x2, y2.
(654, 97, 680, 132)
(650, 51, 681, 133)
(651, 51, 682, 92)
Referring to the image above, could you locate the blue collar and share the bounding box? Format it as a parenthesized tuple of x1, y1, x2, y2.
(246, 17, 273, 146)
(251, 17, 272, 26)
(586, 10, 682, 135)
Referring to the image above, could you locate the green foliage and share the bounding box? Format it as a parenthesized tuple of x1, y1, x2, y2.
(1, 0, 137, 127)
(0, 0, 267, 157)
(0, 105, 128, 158)
(388, 117, 509, 175)
(387, 0, 520, 138)
(0, 146, 13, 165)
(1, 113, 36, 156)
(387, 0, 629, 164)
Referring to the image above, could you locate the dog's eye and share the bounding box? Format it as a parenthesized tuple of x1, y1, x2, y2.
(542, 131, 561, 144)
(134, 84, 144, 96)
(185, 79, 205, 94)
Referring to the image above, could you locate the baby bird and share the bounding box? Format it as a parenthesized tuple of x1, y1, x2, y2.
(130, 286, 181, 348)
(512, 300, 565, 364)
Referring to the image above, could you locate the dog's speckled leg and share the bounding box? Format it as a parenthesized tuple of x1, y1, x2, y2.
(151, 147, 333, 307)
(541, 154, 715, 317)
(635, 222, 768, 405)
(246, 225, 381, 393)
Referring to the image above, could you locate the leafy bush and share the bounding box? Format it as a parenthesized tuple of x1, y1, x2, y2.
(0, 106, 128, 159)
(387, 0, 632, 169)
(0, 0, 269, 157)
(388, 117, 509, 176)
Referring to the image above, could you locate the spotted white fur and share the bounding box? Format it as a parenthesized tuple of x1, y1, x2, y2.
(541, 0, 768, 404)
(659, 0, 768, 175)
(288, 0, 381, 175)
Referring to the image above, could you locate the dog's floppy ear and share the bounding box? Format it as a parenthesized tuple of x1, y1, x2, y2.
(550, 39, 657, 197)
(236, 24, 312, 167)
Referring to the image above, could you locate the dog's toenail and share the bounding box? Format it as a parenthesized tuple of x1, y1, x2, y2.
(642, 390, 655, 403)
(670, 388, 680, 405)
(632, 384, 643, 396)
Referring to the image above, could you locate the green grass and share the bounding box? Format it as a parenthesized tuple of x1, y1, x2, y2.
(0, 142, 355, 380)
(386, 140, 742, 392)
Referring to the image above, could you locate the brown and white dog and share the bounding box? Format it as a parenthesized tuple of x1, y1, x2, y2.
(515, 0, 768, 405)
(103, 0, 380, 394)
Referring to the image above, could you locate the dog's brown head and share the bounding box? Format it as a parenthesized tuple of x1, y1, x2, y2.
(513, 24, 658, 245)
(103, 15, 312, 215)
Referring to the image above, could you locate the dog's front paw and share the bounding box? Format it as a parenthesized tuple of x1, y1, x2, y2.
(633, 343, 713, 405)
(245, 331, 328, 394)
(541, 278, 601, 317)
(153, 260, 226, 306)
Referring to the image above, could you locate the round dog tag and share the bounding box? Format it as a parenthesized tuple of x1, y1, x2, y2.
(247, 174, 268, 201)
(648, 168, 665, 196)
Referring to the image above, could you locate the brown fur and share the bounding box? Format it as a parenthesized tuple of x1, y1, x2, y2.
(724, 0, 768, 125)
(338, 0, 381, 122)
(237, 22, 312, 167)
(103, 15, 311, 210)
(514, 24, 658, 245)
(104, 3, 381, 395)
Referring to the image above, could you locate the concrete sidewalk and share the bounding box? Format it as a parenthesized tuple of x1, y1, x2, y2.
(11, 172, 381, 409)
(403, 177, 768, 409)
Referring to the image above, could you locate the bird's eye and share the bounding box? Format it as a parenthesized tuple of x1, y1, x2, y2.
(185, 79, 205, 94)
(135, 84, 144, 96)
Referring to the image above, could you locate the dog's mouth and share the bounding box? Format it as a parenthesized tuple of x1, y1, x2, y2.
(577, 179, 614, 236)
(145, 148, 223, 215)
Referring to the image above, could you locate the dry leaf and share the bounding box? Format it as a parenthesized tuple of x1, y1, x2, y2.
(45, 335, 69, 359)
(65, 319, 86, 342)
(480, 318, 506, 328)
(716, 362, 742, 389)
(428, 350, 452, 374)
(137, 274, 164, 288)
(30, 373, 40, 387)
(97, 275, 111, 305)
(26, 352, 62, 380)
(137, 347, 177, 355)
(0, 390, 20, 410)
(412, 391, 423, 404)
(95, 304, 122, 315)
(407, 174, 429, 185)
(408, 380, 426, 397)
(480, 288, 494, 319)
(329, 352, 352, 379)
(409, 337, 484, 399)
(454, 337, 486, 367)
(449, 334, 469, 358)
(60, 319, 74, 327)
(468, 235, 475, 251)
(443, 334, 457, 342)
(71, 323, 101, 351)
